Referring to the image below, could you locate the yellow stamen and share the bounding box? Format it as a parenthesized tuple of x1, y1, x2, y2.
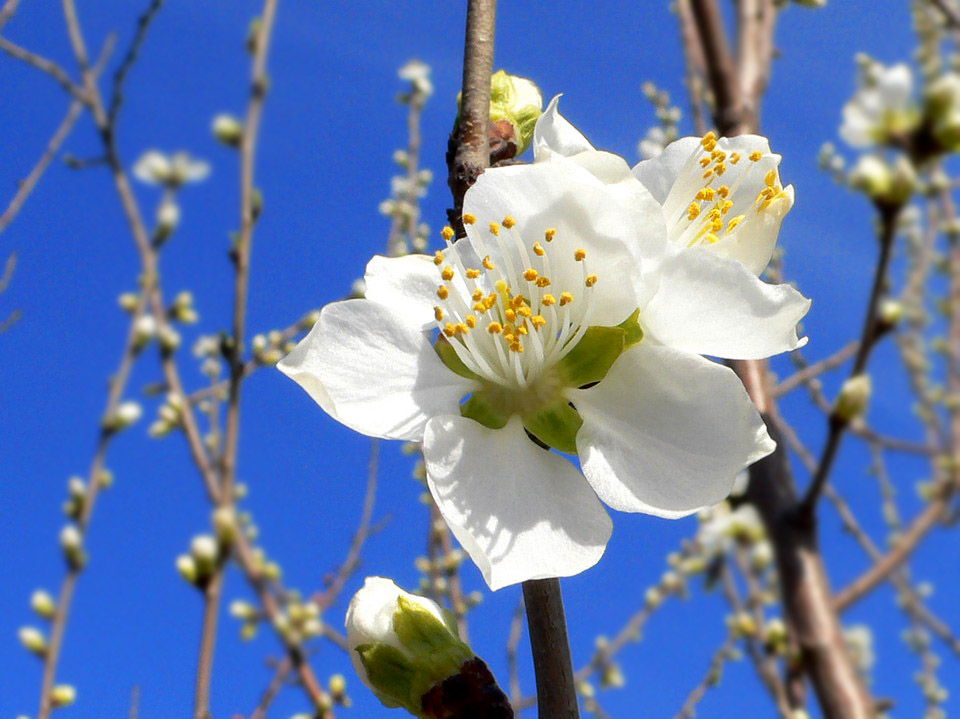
(699, 156, 712, 168)
(509, 342, 524, 353)
(434, 307, 444, 322)
(545, 228, 557, 242)
(437, 286, 449, 300)
(749, 151, 763, 162)
(489, 222, 500, 236)
(518, 325, 529, 336)
(701, 131, 717, 147)
(541, 294, 557, 306)
(441, 226, 455, 241)
(505, 308, 517, 323)
(726, 215, 745, 233)
(715, 163, 727, 176)
(718, 185, 730, 198)
(488, 322, 503, 334)
(482, 255, 495, 270)
(443, 323, 455, 337)
(704, 233, 720, 244)
(730, 152, 741, 164)
(473, 302, 486, 312)
(465, 315, 477, 328)
(517, 305, 532, 318)
(472, 289, 484, 301)
(531, 315, 547, 329)
(502, 215, 516, 229)
(466, 268, 481, 279)
(535, 276, 551, 288)
(433, 251, 444, 266)
(585, 275, 598, 287)
(721, 200, 734, 214)
(559, 292, 574, 306)
(703, 169, 714, 179)
(463, 213, 476, 224)
(574, 248, 587, 261)
(687, 202, 701, 221)
(533, 242, 545, 257)
(441, 267, 455, 281)
(523, 268, 539, 281)
(764, 169, 777, 187)
(455, 322, 469, 335)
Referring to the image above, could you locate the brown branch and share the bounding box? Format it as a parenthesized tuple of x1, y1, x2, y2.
(446, 0, 496, 235)
(800, 204, 900, 513)
(0, 35, 87, 102)
(0, 0, 22, 30)
(194, 567, 225, 719)
(222, 0, 278, 502)
(522, 578, 579, 719)
(0, 100, 84, 233)
(249, 659, 292, 719)
(507, 599, 525, 711)
(773, 341, 860, 398)
(673, 633, 738, 719)
(930, 0, 960, 28)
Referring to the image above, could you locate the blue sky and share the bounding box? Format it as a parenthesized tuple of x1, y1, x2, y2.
(1, 1, 956, 718)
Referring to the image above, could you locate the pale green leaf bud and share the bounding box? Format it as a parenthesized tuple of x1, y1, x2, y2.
(176, 554, 198, 584)
(118, 292, 139, 313)
(59, 525, 84, 570)
(212, 506, 238, 544)
(133, 314, 157, 350)
(212, 114, 244, 147)
(879, 299, 904, 327)
(346, 577, 476, 714)
(835, 374, 872, 422)
(50, 685, 76, 709)
(486, 70, 543, 157)
(31, 590, 57, 620)
(19, 626, 47, 656)
(190, 534, 219, 575)
(155, 199, 180, 242)
(229, 600, 258, 621)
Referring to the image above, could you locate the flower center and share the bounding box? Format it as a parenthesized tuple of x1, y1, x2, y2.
(669, 131, 789, 249)
(431, 215, 599, 392)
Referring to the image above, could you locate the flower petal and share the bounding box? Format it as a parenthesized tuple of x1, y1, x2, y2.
(278, 300, 478, 440)
(462, 160, 646, 327)
(363, 254, 442, 329)
(532, 95, 594, 161)
(640, 246, 810, 359)
(631, 136, 701, 205)
(424, 415, 612, 590)
(570, 343, 775, 518)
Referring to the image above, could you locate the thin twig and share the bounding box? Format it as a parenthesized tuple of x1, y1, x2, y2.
(507, 599, 525, 711)
(249, 659, 292, 719)
(673, 633, 738, 719)
(0, 35, 87, 102)
(194, 567, 225, 719)
(108, 0, 165, 128)
(773, 341, 860, 398)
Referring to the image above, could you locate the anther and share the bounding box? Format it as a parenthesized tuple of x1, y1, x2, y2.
(466, 268, 481, 279)
(465, 315, 477, 328)
(687, 203, 701, 221)
(545, 228, 557, 242)
(574, 248, 587, 261)
(455, 322, 469, 335)
(764, 169, 777, 187)
(523, 268, 539, 281)
(541, 294, 557, 306)
(482, 255, 495, 270)
(701, 131, 717, 146)
(488, 322, 503, 334)
(463, 213, 476, 224)
(718, 185, 730, 198)
(503, 216, 516, 229)
(434, 307, 444, 322)
(730, 152, 741, 164)
(433, 251, 444, 266)
(533, 242, 545, 257)
(559, 292, 574, 306)
(441, 267, 455, 281)
(443, 323, 455, 337)
(703, 169, 714, 179)
(585, 275, 598, 287)
(531, 315, 547, 329)
(535, 276, 551, 287)
(726, 215, 745, 232)
(472, 289, 484, 301)
(437, 286, 449, 300)
(517, 305, 532, 318)
(715, 163, 727, 176)
(441, 226, 455, 241)
(749, 151, 763, 162)
(489, 222, 500, 236)
(699, 156, 712, 168)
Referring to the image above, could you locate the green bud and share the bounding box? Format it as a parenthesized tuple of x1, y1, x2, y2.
(835, 374, 872, 422)
(19, 626, 47, 656)
(212, 114, 244, 147)
(31, 590, 57, 620)
(457, 70, 543, 158)
(50, 685, 76, 709)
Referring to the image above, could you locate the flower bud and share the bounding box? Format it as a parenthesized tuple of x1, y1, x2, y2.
(31, 590, 57, 620)
(229, 600, 258, 621)
(848, 155, 914, 206)
(487, 70, 543, 157)
(155, 199, 180, 243)
(60, 525, 85, 570)
(346, 577, 508, 716)
(212, 506, 238, 543)
(19, 626, 47, 656)
(158, 325, 182, 353)
(118, 292, 139, 313)
(212, 114, 244, 147)
(104, 401, 143, 432)
(925, 73, 960, 151)
(835, 374, 872, 422)
(133, 314, 157, 350)
(176, 554, 198, 584)
(190, 534, 219, 575)
(50, 684, 76, 708)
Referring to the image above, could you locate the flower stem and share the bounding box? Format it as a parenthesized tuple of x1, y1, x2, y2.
(522, 578, 580, 719)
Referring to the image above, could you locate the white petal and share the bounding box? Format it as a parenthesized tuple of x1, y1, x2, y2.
(363, 254, 442, 329)
(880, 64, 913, 108)
(532, 95, 594, 162)
(462, 160, 646, 326)
(278, 300, 477, 440)
(631, 136, 701, 205)
(571, 343, 775, 518)
(641, 247, 810, 359)
(424, 415, 612, 590)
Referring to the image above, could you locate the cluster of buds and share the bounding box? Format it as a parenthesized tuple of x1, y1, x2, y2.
(62, 476, 87, 520)
(252, 330, 295, 366)
(848, 155, 917, 207)
(193, 334, 224, 380)
(148, 392, 185, 438)
(176, 534, 222, 587)
(19, 590, 58, 660)
(133, 150, 210, 189)
(345, 577, 511, 718)
(636, 81, 682, 160)
(273, 593, 325, 645)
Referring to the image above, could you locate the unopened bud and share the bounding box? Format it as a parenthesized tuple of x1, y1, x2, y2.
(31, 590, 56, 620)
(60, 525, 85, 570)
(212, 506, 238, 543)
(835, 374, 872, 422)
(176, 554, 198, 584)
(118, 292, 139, 313)
(133, 314, 157, 349)
(190, 534, 219, 574)
(155, 199, 180, 242)
(50, 685, 76, 709)
(19, 626, 47, 656)
(104, 401, 143, 432)
(486, 70, 543, 158)
(158, 325, 181, 353)
(229, 600, 258, 621)
(212, 114, 244, 147)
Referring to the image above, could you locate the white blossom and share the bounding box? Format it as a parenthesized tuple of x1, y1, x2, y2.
(839, 61, 917, 148)
(133, 150, 210, 187)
